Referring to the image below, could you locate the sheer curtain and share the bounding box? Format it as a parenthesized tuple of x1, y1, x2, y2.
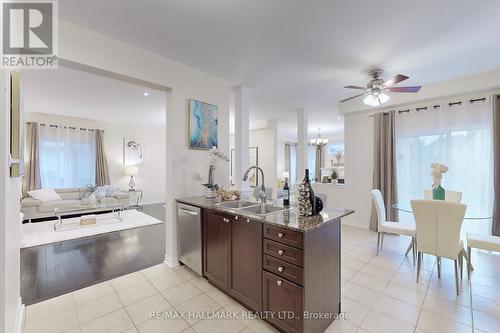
(39, 126, 96, 189)
(396, 97, 494, 235)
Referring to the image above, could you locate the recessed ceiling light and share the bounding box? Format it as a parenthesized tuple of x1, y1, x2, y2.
(337, 116, 342, 120)
(143, 92, 149, 96)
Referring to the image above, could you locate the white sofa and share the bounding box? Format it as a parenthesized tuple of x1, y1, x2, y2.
(21, 188, 130, 222)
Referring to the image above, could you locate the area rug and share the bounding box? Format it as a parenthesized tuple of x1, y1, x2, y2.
(21, 209, 163, 248)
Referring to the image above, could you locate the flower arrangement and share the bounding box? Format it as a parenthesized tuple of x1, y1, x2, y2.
(431, 163, 448, 186)
(202, 146, 229, 197)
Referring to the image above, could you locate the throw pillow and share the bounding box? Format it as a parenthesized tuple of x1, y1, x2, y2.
(95, 186, 107, 198)
(105, 186, 120, 197)
(28, 189, 62, 203)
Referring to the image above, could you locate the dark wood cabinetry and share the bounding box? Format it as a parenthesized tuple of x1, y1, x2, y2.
(203, 210, 230, 290)
(201, 207, 342, 333)
(229, 216, 262, 311)
(203, 212, 263, 311)
(263, 271, 304, 333)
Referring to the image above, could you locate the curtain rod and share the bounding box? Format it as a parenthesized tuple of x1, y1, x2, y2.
(34, 123, 103, 132)
(369, 96, 488, 117)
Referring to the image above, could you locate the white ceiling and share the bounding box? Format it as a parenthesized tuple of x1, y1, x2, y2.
(58, 0, 500, 139)
(22, 67, 166, 127)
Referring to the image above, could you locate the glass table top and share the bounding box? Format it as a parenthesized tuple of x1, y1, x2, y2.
(393, 203, 492, 220)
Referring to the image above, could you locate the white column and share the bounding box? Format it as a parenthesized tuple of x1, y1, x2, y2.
(296, 109, 308, 179)
(268, 119, 278, 199)
(164, 88, 178, 267)
(233, 85, 251, 190)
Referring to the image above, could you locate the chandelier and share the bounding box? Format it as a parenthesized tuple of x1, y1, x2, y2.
(310, 129, 328, 146)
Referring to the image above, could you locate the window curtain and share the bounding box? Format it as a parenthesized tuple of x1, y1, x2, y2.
(371, 111, 399, 231)
(492, 96, 500, 236)
(39, 125, 96, 189)
(95, 129, 110, 186)
(22, 122, 41, 196)
(395, 97, 493, 235)
(315, 145, 324, 182)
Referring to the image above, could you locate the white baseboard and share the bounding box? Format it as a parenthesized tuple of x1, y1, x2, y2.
(14, 297, 24, 333)
(164, 254, 179, 268)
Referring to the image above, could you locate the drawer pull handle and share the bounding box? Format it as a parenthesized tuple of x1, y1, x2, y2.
(278, 233, 284, 238)
(278, 267, 284, 272)
(277, 280, 283, 286)
(223, 218, 230, 223)
(278, 250, 284, 255)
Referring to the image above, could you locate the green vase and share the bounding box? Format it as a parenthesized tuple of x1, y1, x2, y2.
(432, 185, 445, 200)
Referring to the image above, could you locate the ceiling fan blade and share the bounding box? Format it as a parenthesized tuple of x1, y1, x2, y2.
(340, 93, 365, 103)
(344, 85, 366, 90)
(384, 74, 409, 87)
(388, 86, 422, 93)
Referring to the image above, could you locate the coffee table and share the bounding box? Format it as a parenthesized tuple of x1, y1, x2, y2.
(54, 203, 125, 231)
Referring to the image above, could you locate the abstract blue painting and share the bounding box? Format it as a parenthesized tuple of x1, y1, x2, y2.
(188, 99, 218, 149)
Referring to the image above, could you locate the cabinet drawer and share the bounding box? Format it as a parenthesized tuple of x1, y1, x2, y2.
(264, 224, 304, 249)
(263, 271, 303, 333)
(264, 239, 303, 267)
(263, 255, 303, 286)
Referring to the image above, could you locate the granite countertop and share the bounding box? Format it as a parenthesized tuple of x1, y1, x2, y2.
(176, 196, 354, 233)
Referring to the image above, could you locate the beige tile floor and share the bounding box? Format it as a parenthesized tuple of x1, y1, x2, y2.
(22, 225, 500, 333)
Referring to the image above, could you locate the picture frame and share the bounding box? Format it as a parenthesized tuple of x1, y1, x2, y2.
(188, 99, 218, 150)
(123, 137, 144, 166)
(10, 72, 24, 177)
(230, 146, 259, 187)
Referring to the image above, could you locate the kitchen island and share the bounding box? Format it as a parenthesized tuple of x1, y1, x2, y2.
(176, 197, 353, 333)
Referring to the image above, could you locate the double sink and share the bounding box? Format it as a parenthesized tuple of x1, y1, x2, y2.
(215, 200, 289, 216)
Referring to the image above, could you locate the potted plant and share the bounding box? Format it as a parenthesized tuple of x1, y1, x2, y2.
(202, 147, 229, 198)
(331, 169, 339, 184)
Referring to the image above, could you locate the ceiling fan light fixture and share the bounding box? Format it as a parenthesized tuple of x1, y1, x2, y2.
(363, 92, 390, 107)
(378, 92, 390, 104)
(363, 94, 379, 106)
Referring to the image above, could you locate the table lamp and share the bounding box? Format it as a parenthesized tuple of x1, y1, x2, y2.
(126, 166, 138, 191)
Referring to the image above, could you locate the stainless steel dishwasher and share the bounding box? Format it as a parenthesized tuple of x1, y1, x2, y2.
(177, 203, 202, 275)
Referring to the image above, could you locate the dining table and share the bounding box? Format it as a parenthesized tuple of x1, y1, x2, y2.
(392, 202, 493, 220)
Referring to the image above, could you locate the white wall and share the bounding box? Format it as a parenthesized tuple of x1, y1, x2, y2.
(276, 141, 286, 181)
(103, 122, 165, 204)
(0, 71, 23, 333)
(58, 20, 233, 266)
(313, 112, 374, 228)
(25, 113, 167, 204)
(230, 127, 278, 196)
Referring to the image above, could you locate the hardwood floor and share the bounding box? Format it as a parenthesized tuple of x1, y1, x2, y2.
(20, 204, 166, 305)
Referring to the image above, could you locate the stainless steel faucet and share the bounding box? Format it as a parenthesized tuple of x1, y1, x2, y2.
(242, 165, 266, 203)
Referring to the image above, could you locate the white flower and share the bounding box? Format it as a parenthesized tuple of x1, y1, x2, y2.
(431, 163, 448, 186)
(208, 146, 229, 166)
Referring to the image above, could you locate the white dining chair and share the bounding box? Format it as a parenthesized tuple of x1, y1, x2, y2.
(371, 190, 416, 264)
(411, 199, 467, 295)
(466, 232, 500, 280)
(423, 189, 462, 202)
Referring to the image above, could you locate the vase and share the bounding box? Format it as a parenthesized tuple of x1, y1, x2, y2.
(298, 169, 316, 216)
(432, 185, 445, 200)
(205, 188, 217, 199)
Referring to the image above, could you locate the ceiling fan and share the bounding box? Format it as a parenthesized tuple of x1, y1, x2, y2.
(340, 69, 422, 106)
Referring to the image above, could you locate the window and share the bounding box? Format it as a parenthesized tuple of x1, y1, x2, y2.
(396, 99, 493, 235)
(39, 126, 96, 189)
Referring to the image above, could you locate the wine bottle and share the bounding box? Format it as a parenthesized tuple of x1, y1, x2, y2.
(283, 178, 290, 206)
